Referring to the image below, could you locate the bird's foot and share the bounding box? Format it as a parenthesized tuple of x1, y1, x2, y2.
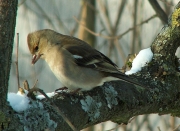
(55, 87, 68, 93)
(55, 87, 81, 95)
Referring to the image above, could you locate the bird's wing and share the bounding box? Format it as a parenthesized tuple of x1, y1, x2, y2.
(58, 35, 147, 88)
(60, 35, 121, 74)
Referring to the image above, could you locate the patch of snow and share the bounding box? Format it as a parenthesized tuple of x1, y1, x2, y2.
(36, 92, 56, 100)
(125, 48, 153, 75)
(7, 91, 29, 112)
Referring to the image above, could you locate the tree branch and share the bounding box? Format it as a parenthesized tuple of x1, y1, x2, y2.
(148, 0, 168, 24)
(0, 0, 18, 109)
(73, 14, 157, 40)
(0, 1, 22, 131)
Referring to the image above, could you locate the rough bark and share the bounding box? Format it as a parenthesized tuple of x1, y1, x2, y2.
(0, 0, 17, 110)
(0, 1, 21, 131)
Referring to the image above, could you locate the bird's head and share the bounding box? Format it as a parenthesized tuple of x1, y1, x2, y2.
(27, 29, 59, 65)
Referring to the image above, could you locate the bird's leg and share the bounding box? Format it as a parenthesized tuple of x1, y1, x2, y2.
(55, 87, 68, 93)
(55, 87, 81, 96)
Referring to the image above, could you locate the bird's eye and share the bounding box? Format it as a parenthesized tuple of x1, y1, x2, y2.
(34, 45, 39, 52)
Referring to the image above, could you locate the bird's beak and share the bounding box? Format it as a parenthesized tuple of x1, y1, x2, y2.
(32, 54, 41, 65)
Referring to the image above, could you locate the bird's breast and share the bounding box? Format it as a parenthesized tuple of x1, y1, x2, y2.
(44, 48, 119, 91)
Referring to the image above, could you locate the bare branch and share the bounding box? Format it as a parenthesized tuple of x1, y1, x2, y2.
(172, 124, 180, 131)
(148, 0, 168, 24)
(24, 0, 56, 29)
(131, 0, 138, 54)
(113, 0, 127, 33)
(158, 0, 174, 6)
(15, 33, 20, 89)
(74, 14, 157, 40)
(18, 0, 27, 7)
(97, 0, 113, 34)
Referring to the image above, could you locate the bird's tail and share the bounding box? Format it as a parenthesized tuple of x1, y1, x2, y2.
(109, 73, 146, 88)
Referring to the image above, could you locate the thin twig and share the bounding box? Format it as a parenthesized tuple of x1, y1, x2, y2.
(158, 0, 174, 6)
(116, 14, 157, 39)
(157, 126, 161, 131)
(172, 124, 180, 131)
(128, 116, 136, 123)
(110, 0, 127, 62)
(74, 14, 157, 40)
(85, 0, 97, 12)
(32, 79, 38, 88)
(28, 87, 51, 101)
(114, 39, 126, 62)
(113, 0, 127, 33)
(15, 33, 20, 89)
(18, 0, 27, 6)
(23, 80, 30, 91)
(131, 0, 138, 54)
(97, 0, 112, 34)
(52, 1, 70, 35)
(30, 0, 56, 29)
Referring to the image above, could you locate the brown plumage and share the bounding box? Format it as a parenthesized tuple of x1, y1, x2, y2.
(27, 29, 144, 91)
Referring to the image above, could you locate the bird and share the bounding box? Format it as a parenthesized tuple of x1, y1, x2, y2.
(27, 29, 144, 92)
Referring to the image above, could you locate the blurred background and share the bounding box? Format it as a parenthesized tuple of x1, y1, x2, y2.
(9, 0, 180, 130)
